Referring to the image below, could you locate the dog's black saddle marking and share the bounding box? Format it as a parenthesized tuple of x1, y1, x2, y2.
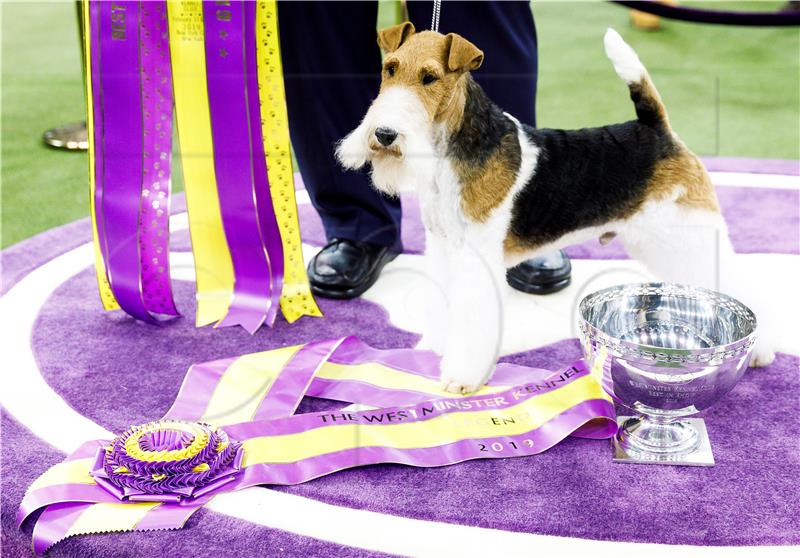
(510, 121, 677, 247)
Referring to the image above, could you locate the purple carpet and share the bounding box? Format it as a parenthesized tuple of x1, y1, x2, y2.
(2, 159, 799, 556)
(700, 157, 799, 175)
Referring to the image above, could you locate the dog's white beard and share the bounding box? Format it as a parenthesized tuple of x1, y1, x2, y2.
(370, 131, 435, 197)
(336, 86, 435, 197)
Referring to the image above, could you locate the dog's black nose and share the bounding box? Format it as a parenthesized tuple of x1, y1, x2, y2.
(374, 127, 398, 147)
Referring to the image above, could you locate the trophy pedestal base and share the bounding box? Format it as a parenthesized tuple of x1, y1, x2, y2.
(612, 416, 715, 466)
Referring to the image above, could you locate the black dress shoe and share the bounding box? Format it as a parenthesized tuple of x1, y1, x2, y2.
(506, 250, 572, 295)
(307, 238, 399, 300)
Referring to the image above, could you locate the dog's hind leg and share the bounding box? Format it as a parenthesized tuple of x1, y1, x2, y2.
(621, 201, 725, 288)
(620, 201, 776, 367)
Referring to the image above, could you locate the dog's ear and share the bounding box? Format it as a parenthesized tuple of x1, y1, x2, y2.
(445, 33, 484, 72)
(377, 21, 416, 53)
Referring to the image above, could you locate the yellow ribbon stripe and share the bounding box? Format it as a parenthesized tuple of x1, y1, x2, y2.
(256, 1, 323, 323)
(167, 0, 235, 327)
(200, 345, 301, 426)
(242, 374, 606, 466)
(28, 458, 96, 492)
(82, 1, 119, 311)
(65, 502, 160, 537)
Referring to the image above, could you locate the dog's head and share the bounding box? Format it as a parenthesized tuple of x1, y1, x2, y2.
(336, 22, 484, 195)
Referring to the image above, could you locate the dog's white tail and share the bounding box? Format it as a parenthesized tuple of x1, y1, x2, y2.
(604, 28, 670, 129)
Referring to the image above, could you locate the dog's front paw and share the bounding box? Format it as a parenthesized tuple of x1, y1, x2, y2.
(440, 377, 481, 395)
(439, 353, 490, 395)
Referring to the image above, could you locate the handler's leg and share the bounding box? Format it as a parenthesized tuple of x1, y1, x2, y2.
(279, 1, 402, 299)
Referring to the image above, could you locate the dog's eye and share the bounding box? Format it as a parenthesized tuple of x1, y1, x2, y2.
(422, 73, 438, 85)
(386, 65, 396, 77)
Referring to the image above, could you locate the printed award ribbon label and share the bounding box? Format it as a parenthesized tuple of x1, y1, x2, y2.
(18, 337, 615, 554)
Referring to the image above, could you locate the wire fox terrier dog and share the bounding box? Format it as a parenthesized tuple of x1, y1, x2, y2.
(337, 23, 775, 393)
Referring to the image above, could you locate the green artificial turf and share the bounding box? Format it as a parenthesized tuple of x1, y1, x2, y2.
(2, 1, 798, 249)
(534, 1, 800, 158)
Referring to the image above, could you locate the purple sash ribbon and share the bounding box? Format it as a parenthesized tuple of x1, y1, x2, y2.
(19, 337, 616, 554)
(204, 1, 284, 333)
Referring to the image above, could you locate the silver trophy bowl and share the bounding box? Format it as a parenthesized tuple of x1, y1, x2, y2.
(579, 283, 757, 466)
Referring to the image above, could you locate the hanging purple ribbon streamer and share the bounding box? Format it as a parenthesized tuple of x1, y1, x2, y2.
(138, 1, 178, 316)
(204, 0, 281, 333)
(244, 0, 284, 327)
(97, 1, 155, 323)
(92, 1, 179, 322)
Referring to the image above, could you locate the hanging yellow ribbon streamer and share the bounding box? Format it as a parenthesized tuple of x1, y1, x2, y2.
(82, 0, 119, 311)
(256, 1, 323, 323)
(167, 0, 236, 327)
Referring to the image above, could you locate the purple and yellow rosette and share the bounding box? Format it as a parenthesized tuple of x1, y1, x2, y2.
(18, 338, 616, 554)
(90, 421, 243, 503)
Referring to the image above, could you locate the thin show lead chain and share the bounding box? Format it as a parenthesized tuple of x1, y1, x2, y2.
(431, 0, 441, 32)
